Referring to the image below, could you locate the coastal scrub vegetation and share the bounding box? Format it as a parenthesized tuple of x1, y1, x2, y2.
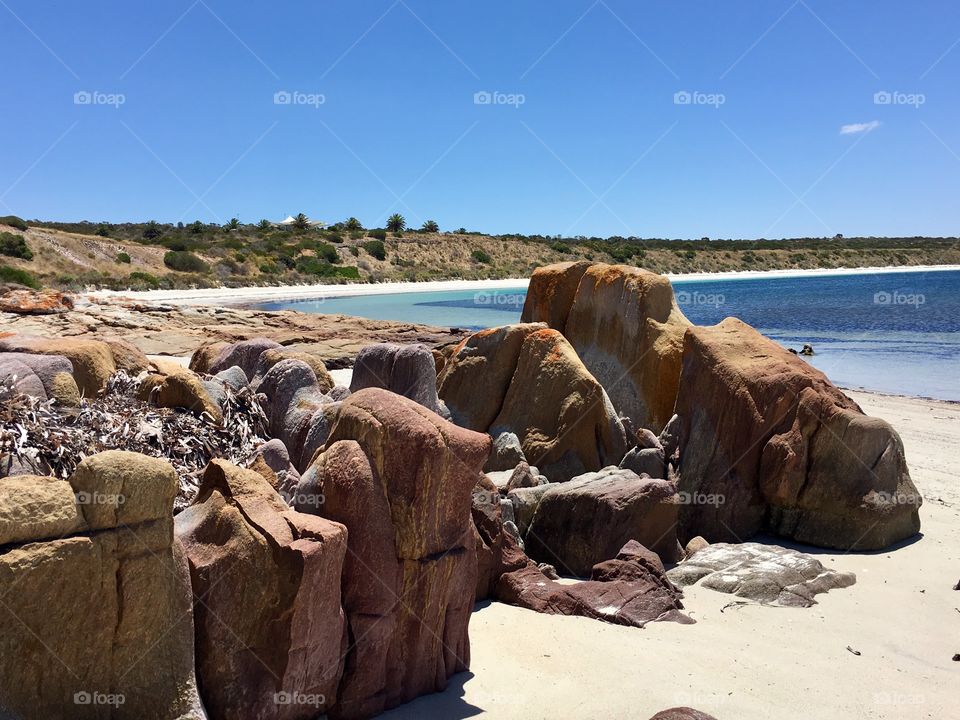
(0, 232, 33, 261)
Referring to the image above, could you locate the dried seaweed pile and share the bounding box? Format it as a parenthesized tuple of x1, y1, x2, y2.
(0, 372, 270, 510)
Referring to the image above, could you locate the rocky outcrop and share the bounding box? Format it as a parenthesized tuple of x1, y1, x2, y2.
(496, 540, 692, 628)
(207, 337, 283, 379)
(0, 351, 80, 405)
(525, 466, 682, 576)
(485, 431, 526, 472)
(350, 342, 443, 414)
(175, 460, 348, 720)
(138, 365, 224, 421)
(472, 476, 529, 600)
(440, 325, 626, 482)
(0, 451, 203, 719)
(521, 262, 691, 432)
(674, 317, 921, 549)
(0, 333, 151, 395)
(297, 388, 488, 719)
(252, 347, 334, 393)
(247, 438, 301, 497)
(0, 288, 73, 315)
(667, 542, 856, 607)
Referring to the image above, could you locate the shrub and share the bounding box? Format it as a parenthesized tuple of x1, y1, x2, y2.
(549, 241, 571, 254)
(128, 271, 160, 289)
(164, 250, 209, 273)
(324, 231, 343, 244)
(349, 246, 360, 256)
(361, 240, 386, 261)
(115, 252, 131, 264)
(295, 256, 360, 279)
(349, 230, 363, 241)
(0, 216, 28, 232)
(0, 264, 39, 288)
(368, 228, 387, 241)
(315, 242, 339, 263)
(344, 217, 363, 231)
(471, 249, 491, 264)
(0, 232, 33, 260)
(96, 225, 110, 237)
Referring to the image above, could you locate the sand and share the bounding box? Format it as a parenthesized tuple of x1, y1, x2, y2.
(382, 390, 960, 720)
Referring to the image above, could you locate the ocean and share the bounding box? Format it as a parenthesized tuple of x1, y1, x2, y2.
(251, 269, 960, 401)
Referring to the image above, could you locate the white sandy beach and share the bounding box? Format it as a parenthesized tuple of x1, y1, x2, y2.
(87, 264, 960, 307)
(379, 389, 959, 720)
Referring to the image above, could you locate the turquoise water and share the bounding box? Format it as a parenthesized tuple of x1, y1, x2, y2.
(252, 270, 960, 401)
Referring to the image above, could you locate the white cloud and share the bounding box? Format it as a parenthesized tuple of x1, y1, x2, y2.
(840, 120, 880, 135)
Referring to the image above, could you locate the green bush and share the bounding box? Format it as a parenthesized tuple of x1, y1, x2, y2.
(324, 231, 343, 244)
(96, 225, 110, 237)
(349, 246, 360, 256)
(164, 250, 209, 273)
(471, 249, 491, 264)
(549, 241, 571, 254)
(295, 256, 360, 279)
(116, 252, 131, 264)
(0, 232, 33, 260)
(361, 240, 386, 261)
(128, 271, 160, 288)
(0, 264, 39, 288)
(368, 229, 387, 241)
(0, 216, 28, 232)
(142, 221, 163, 240)
(316, 242, 340, 264)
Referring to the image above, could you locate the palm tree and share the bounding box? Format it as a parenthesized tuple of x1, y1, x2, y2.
(344, 217, 362, 231)
(386, 213, 406, 233)
(257, 219, 271, 231)
(293, 213, 310, 230)
(226, 217, 241, 231)
(421, 220, 439, 233)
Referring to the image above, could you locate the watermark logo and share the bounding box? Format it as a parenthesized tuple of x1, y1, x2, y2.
(281, 491, 325, 509)
(873, 290, 924, 308)
(274, 691, 326, 708)
(473, 292, 526, 307)
(874, 490, 923, 506)
(74, 691, 125, 707)
(676, 290, 725, 308)
(874, 692, 924, 706)
(74, 90, 125, 108)
(674, 90, 725, 108)
(677, 491, 725, 507)
(274, 90, 326, 108)
(474, 90, 526, 108)
(874, 90, 925, 108)
(75, 491, 125, 506)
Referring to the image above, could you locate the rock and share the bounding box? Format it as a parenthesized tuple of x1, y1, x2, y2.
(674, 317, 921, 549)
(485, 431, 526, 472)
(438, 323, 545, 431)
(350, 342, 442, 413)
(176, 460, 347, 720)
(208, 337, 283, 380)
(0, 451, 203, 719)
(328, 385, 351, 401)
(636, 427, 662, 451)
(526, 466, 682, 576)
(0, 288, 73, 314)
(472, 477, 528, 600)
(489, 328, 627, 482)
(503, 461, 545, 493)
(620, 446, 666, 479)
(507, 483, 552, 537)
(138, 366, 223, 421)
(252, 347, 334, 393)
(247, 438, 301, 497)
(496, 558, 692, 628)
(538, 562, 560, 580)
(684, 536, 709, 557)
(667, 542, 856, 607)
(659, 413, 681, 463)
(522, 262, 692, 433)
(590, 540, 676, 593)
(188, 340, 230, 373)
(649, 709, 719, 720)
(212, 364, 248, 390)
(800, 343, 815, 356)
(0, 352, 80, 405)
(296, 388, 489, 718)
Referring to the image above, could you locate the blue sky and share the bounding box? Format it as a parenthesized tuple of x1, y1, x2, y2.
(1, 1, 958, 238)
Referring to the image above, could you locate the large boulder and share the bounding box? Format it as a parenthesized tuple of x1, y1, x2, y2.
(667, 542, 856, 607)
(495, 540, 692, 628)
(0, 334, 150, 395)
(138, 366, 224, 421)
(207, 337, 283, 380)
(525, 466, 682, 576)
(350, 342, 442, 414)
(297, 388, 488, 719)
(252, 347, 334, 393)
(441, 325, 626, 482)
(0, 452, 203, 719)
(674, 317, 921, 549)
(0, 351, 80, 405)
(522, 262, 691, 433)
(175, 460, 348, 720)
(0, 288, 73, 315)
(471, 476, 529, 600)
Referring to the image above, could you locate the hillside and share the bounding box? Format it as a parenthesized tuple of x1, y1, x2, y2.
(1, 215, 958, 292)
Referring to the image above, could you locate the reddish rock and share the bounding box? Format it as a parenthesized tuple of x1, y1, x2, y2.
(175, 460, 348, 720)
(472, 476, 529, 600)
(649, 709, 719, 720)
(297, 388, 489, 719)
(0, 288, 73, 315)
(675, 317, 921, 549)
(520, 259, 593, 333)
(525, 466, 682, 576)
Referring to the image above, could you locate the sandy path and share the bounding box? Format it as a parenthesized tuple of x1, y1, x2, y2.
(383, 391, 960, 720)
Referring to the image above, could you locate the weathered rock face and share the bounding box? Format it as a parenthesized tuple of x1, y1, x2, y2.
(485, 431, 526, 472)
(350, 342, 443, 414)
(247, 438, 302, 498)
(495, 540, 692, 628)
(175, 460, 348, 720)
(521, 262, 691, 433)
(667, 542, 857, 607)
(0, 351, 80, 405)
(471, 477, 529, 600)
(138, 366, 224, 421)
(0, 334, 150, 395)
(0, 451, 203, 719)
(207, 337, 283, 380)
(675, 317, 921, 549)
(297, 388, 489, 719)
(252, 347, 334, 393)
(0, 288, 73, 315)
(188, 340, 230, 374)
(525, 466, 682, 576)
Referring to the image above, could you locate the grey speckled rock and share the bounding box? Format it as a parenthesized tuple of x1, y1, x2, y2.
(0, 352, 79, 405)
(209, 337, 282, 380)
(350, 342, 442, 413)
(213, 365, 248, 391)
(666, 542, 856, 607)
(620, 446, 666, 479)
(485, 432, 526, 472)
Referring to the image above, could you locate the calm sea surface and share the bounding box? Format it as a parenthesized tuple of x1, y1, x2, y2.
(252, 269, 960, 401)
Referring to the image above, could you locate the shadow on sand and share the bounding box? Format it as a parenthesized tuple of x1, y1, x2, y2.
(378, 671, 482, 720)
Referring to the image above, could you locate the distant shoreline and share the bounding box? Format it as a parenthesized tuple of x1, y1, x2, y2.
(88, 263, 960, 307)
